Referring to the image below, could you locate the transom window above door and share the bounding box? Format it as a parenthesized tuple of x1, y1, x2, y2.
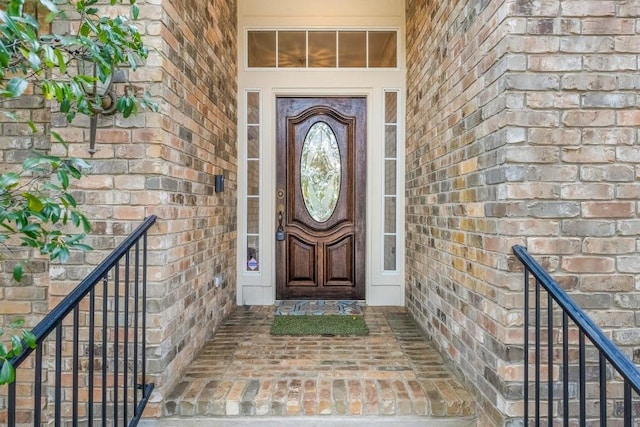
(247, 29, 397, 68)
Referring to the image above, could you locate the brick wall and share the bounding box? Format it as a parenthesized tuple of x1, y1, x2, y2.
(0, 0, 238, 413)
(406, 0, 640, 425)
(138, 0, 239, 408)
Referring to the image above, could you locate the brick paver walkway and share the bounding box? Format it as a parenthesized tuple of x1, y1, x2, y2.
(161, 306, 475, 419)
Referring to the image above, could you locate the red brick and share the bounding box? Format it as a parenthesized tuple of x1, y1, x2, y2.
(582, 201, 635, 218)
(0, 301, 31, 314)
(583, 237, 636, 254)
(561, 146, 615, 163)
(527, 237, 581, 254)
(581, 275, 634, 292)
(562, 110, 616, 126)
(562, 256, 615, 273)
(617, 111, 640, 126)
(561, 1, 616, 16)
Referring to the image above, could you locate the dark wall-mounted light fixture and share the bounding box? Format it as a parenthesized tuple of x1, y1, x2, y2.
(79, 60, 126, 156)
(215, 174, 225, 193)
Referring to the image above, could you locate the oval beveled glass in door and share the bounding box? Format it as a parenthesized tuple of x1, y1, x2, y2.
(300, 122, 341, 222)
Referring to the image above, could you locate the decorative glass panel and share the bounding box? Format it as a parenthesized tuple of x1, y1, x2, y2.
(385, 91, 397, 122)
(385, 160, 396, 195)
(384, 236, 396, 271)
(278, 31, 306, 67)
(384, 197, 396, 233)
(248, 126, 259, 158)
(248, 31, 276, 67)
(308, 31, 337, 68)
(369, 31, 397, 67)
(385, 126, 397, 158)
(247, 236, 260, 271)
(247, 160, 260, 196)
(301, 122, 341, 223)
(247, 198, 259, 234)
(247, 92, 260, 124)
(338, 31, 366, 67)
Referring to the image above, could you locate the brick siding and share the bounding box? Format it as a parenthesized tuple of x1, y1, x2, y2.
(0, 0, 238, 412)
(142, 0, 238, 406)
(406, 0, 640, 425)
(3, 0, 639, 424)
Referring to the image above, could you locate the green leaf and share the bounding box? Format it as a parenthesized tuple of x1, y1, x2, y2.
(48, 204, 61, 223)
(39, 0, 60, 13)
(8, 319, 24, 329)
(10, 335, 22, 356)
(28, 51, 41, 70)
(20, 237, 40, 248)
(12, 264, 24, 282)
(23, 193, 44, 212)
(64, 164, 82, 180)
(127, 52, 138, 70)
(54, 246, 70, 263)
(51, 131, 67, 147)
(42, 45, 55, 66)
(5, 77, 28, 98)
(0, 223, 16, 233)
(0, 47, 10, 69)
(70, 211, 80, 227)
(0, 361, 15, 385)
(72, 243, 92, 251)
(80, 215, 91, 232)
(55, 49, 66, 74)
(57, 169, 69, 189)
(79, 21, 91, 37)
(42, 182, 61, 192)
(60, 98, 70, 113)
(0, 173, 19, 188)
(20, 223, 42, 238)
(132, 4, 139, 19)
(62, 192, 78, 207)
(65, 110, 76, 122)
(22, 331, 36, 349)
(45, 11, 58, 23)
(65, 234, 83, 244)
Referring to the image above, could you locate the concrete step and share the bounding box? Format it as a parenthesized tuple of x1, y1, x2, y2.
(140, 415, 477, 427)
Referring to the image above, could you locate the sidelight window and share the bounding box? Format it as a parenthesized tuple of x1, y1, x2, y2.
(383, 90, 398, 272)
(246, 91, 261, 272)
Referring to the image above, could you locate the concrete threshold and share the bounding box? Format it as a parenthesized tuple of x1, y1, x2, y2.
(140, 415, 477, 427)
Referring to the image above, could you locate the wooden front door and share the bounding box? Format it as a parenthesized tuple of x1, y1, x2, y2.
(276, 97, 366, 300)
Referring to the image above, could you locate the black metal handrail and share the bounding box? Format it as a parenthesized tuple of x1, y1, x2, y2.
(4, 215, 157, 427)
(514, 245, 640, 426)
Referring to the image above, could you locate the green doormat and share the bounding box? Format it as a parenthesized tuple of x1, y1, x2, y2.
(271, 315, 369, 336)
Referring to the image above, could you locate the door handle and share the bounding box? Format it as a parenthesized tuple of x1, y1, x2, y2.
(276, 210, 285, 241)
